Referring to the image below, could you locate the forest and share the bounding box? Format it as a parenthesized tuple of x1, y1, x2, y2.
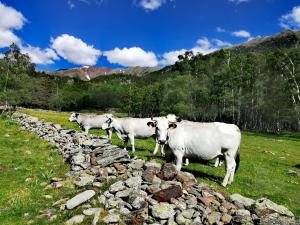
(0, 43, 299, 133)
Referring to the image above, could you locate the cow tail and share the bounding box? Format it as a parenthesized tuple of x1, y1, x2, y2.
(235, 146, 240, 172)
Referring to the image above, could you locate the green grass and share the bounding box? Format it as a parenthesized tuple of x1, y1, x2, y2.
(0, 114, 81, 225)
(12, 109, 300, 219)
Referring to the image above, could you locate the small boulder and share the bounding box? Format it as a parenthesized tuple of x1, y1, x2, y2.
(65, 215, 85, 225)
(157, 163, 177, 180)
(230, 194, 255, 208)
(153, 185, 183, 202)
(151, 202, 175, 219)
(125, 176, 142, 188)
(109, 180, 126, 193)
(66, 190, 95, 210)
(254, 198, 294, 218)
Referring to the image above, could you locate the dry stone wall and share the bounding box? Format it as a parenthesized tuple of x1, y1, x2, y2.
(13, 112, 298, 225)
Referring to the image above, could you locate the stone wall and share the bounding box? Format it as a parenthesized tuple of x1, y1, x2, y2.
(13, 112, 298, 225)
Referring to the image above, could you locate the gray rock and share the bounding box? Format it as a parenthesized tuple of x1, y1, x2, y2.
(65, 214, 85, 225)
(109, 180, 126, 193)
(129, 159, 145, 170)
(151, 203, 175, 219)
(125, 176, 142, 188)
(66, 190, 96, 209)
(182, 209, 195, 219)
(254, 198, 294, 218)
(75, 175, 95, 187)
(176, 212, 193, 225)
(232, 209, 253, 225)
(115, 189, 131, 198)
(230, 193, 255, 208)
(103, 212, 120, 223)
(145, 160, 162, 170)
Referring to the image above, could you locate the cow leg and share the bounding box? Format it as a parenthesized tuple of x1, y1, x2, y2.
(160, 144, 165, 157)
(221, 153, 236, 187)
(214, 157, 220, 167)
(123, 137, 129, 151)
(85, 127, 90, 134)
(107, 129, 112, 143)
(174, 150, 184, 171)
(129, 134, 135, 153)
(152, 140, 159, 155)
(184, 158, 189, 166)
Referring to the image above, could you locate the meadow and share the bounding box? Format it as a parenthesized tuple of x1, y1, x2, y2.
(0, 108, 299, 224)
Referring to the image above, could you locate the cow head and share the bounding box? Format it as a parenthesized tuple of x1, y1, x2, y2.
(69, 112, 79, 122)
(102, 114, 114, 130)
(147, 114, 181, 144)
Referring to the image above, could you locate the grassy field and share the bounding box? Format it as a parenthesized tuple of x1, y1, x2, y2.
(0, 115, 80, 225)
(1, 108, 299, 223)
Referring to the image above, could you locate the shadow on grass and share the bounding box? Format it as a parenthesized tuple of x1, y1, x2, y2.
(294, 164, 300, 169)
(183, 166, 223, 184)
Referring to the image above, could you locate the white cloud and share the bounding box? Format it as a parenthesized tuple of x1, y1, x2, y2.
(279, 5, 300, 29)
(160, 37, 231, 66)
(213, 39, 232, 47)
(0, 1, 26, 48)
(0, 29, 21, 48)
(104, 47, 158, 67)
(191, 39, 217, 56)
(159, 49, 187, 65)
(228, 0, 249, 4)
(21, 45, 59, 65)
(67, 0, 75, 9)
(51, 34, 101, 66)
(231, 30, 251, 38)
(139, 0, 165, 11)
(216, 27, 226, 33)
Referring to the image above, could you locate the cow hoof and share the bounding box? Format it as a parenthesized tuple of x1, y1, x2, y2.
(221, 182, 227, 187)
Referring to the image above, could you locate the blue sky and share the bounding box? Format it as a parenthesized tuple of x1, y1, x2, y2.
(0, 0, 299, 70)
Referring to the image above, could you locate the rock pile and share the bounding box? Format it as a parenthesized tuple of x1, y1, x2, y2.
(14, 112, 298, 225)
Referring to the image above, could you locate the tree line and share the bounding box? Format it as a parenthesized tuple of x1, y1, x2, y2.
(0, 44, 299, 133)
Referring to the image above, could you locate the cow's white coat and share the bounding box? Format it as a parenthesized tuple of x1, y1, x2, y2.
(69, 112, 113, 140)
(148, 116, 241, 187)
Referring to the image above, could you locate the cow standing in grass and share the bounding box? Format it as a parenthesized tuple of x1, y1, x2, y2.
(68, 112, 113, 141)
(101, 115, 165, 154)
(147, 115, 241, 187)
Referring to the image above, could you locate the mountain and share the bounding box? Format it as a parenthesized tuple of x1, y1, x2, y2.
(45, 66, 161, 80)
(45, 30, 300, 80)
(229, 29, 300, 53)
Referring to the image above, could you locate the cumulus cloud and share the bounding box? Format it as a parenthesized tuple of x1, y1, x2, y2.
(279, 5, 300, 29)
(21, 45, 59, 65)
(0, 1, 26, 48)
(51, 34, 101, 66)
(139, 0, 165, 11)
(159, 49, 187, 66)
(160, 38, 231, 66)
(231, 30, 251, 38)
(104, 47, 158, 67)
(0, 29, 21, 48)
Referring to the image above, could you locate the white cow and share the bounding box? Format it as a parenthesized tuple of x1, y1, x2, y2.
(69, 112, 113, 141)
(102, 115, 165, 154)
(147, 115, 241, 187)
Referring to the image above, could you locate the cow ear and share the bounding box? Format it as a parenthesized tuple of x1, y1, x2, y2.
(75, 112, 79, 117)
(147, 121, 155, 127)
(176, 116, 182, 122)
(169, 123, 177, 129)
